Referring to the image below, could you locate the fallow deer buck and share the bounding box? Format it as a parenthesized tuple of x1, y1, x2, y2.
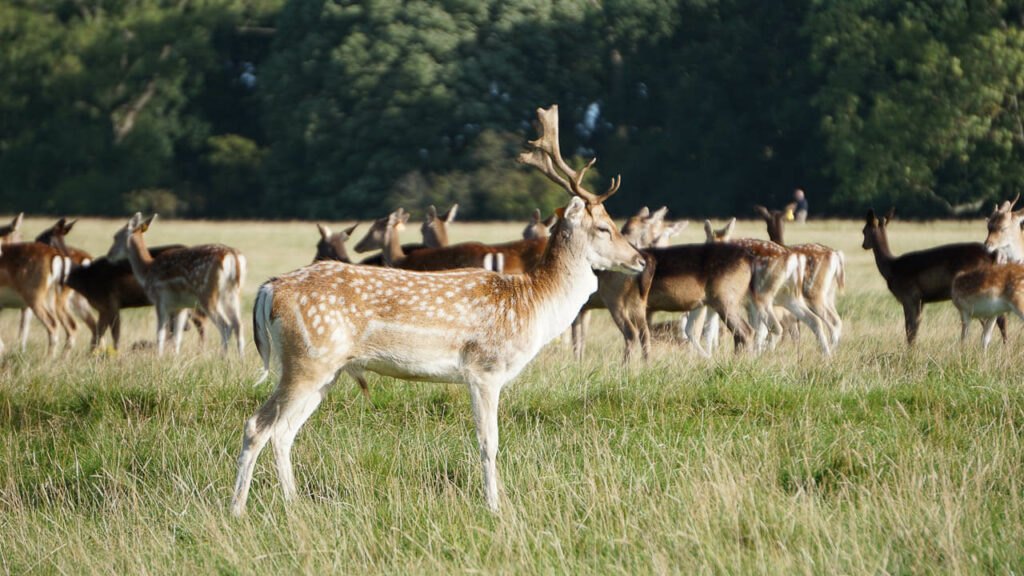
(355, 203, 457, 265)
(952, 262, 1024, 350)
(107, 214, 245, 356)
(523, 208, 557, 240)
(0, 240, 71, 355)
(704, 218, 832, 356)
(230, 105, 646, 515)
(863, 208, 1004, 346)
(313, 223, 359, 263)
(754, 205, 846, 349)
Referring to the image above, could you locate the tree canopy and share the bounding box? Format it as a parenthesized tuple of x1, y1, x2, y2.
(3, 0, 1024, 220)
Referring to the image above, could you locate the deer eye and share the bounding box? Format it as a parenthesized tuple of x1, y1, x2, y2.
(597, 226, 612, 235)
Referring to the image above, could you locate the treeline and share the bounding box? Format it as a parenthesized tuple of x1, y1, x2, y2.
(3, 0, 1024, 220)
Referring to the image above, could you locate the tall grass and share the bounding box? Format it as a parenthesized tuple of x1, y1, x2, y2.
(0, 215, 1022, 573)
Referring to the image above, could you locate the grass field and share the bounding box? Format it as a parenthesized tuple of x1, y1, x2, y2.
(1, 214, 1023, 574)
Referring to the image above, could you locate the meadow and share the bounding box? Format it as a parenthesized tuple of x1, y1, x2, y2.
(1, 214, 1023, 574)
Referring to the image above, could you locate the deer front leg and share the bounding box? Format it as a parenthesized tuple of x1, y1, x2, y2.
(18, 308, 32, 351)
(959, 309, 971, 348)
(902, 299, 923, 346)
(981, 318, 999, 351)
(467, 376, 502, 511)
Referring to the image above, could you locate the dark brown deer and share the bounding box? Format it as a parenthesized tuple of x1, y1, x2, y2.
(523, 208, 557, 240)
(863, 208, 1003, 345)
(313, 223, 359, 263)
(354, 203, 457, 264)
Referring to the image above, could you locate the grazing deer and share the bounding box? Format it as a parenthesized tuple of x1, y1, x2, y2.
(754, 205, 846, 349)
(705, 219, 832, 356)
(984, 194, 1024, 262)
(230, 105, 646, 515)
(523, 208, 557, 240)
(355, 203, 457, 265)
(952, 262, 1024, 350)
(106, 214, 246, 356)
(863, 208, 1003, 345)
(313, 223, 359, 263)
(0, 241, 71, 355)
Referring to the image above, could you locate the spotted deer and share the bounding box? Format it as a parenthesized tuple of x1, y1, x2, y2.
(754, 205, 846, 348)
(33, 218, 99, 346)
(230, 105, 646, 515)
(952, 262, 1024, 350)
(984, 194, 1024, 262)
(705, 219, 832, 356)
(355, 203, 457, 265)
(864, 208, 1003, 346)
(313, 223, 359, 263)
(0, 241, 71, 355)
(523, 208, 557, 240)
(106, 214, 246, 356)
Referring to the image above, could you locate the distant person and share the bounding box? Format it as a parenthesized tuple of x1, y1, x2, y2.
(793, 188, 808, 223)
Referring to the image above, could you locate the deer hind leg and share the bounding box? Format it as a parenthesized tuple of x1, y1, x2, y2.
(171, 309, 190, 354)
(702, 310, 721, 353)
(571, 310, 591, 362)
(155, 303, 171, 356)
(981, 317, 999, 351)
(26, 301, 59, 357)
(18, 308, 33, 351)
(70, 293, 98, 347)
(684, 307, 711, 358)
(779, 295, 831, 357)
(270, 372, 336, 502)
(466, 374, 503, 511)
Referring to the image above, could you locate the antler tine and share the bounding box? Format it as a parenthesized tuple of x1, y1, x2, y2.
(517, 149, 575, 196)
(595, 174, 621, 204)
(524, 105, 605, 204)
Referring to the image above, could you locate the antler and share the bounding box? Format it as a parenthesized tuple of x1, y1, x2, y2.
(518, 105, 620, 205)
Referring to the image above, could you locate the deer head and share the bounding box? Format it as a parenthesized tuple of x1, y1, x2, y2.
(517, 105, 643, 274)
(421, 204, 457, 248)
(703, 218, 736, 243)
(862, 207, 895, 251)
(984, 194, 1024, 259)
(107, 213, 156, 261)
(523, 208, 556, 240)
(315, 222, 359, 263)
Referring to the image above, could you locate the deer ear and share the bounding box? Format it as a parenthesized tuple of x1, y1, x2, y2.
(343, 222, 358, 237)
(12, 213, 23, 230)
(425, 205, 437, 222)
(530, 208, 541, 223)
(703, 220, 714, 241)
(884, 206, 896, 224)
(63, 219, 77, 233)
(128, 212, 144, 230)
(139, 214, 157, 233)
(563, 197, 586, 224)
(443, 204, 458, 223)
(543, 214, 557, 227)
(866, 209, 876, 224)
(651, 206, 669, 222)
(725, 218, 736, 236)
(636, 206, 651, 218)
(754, 205, 771, 219)
(317, 223, 331, 240)
(401, 212, 410, 225)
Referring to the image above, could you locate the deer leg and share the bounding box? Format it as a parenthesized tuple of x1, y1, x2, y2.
(190, 311, 207, 345)
(467, 375, 503, 511)
(156, 304, 170, 356)
(780, 295, 831, 357)
(227, 293, 244, 358)
(26, 301, 59, 357)
(18, 308, 32, 351)
(172, 309, 190, 355)
(702, 310, 721, 353)
(111, 313, 123, 350)
(959, 309, 971, 348)
(93, 308, 114, 351)
(271, 373, 335, 502)
(997, 316, 1008, 345)
(684, 307, 710, 358)
(903, 300, 923, 346)
(981, 318, 999, 351)
(572, 310, 590, 362)
(346, 367, 371, 399)
(70, 293, 98, 346)
(608, 306, 640, 363)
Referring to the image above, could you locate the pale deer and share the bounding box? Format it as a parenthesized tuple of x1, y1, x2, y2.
(354, 203, 456, 265)
(754, 205, 846, 348)
(523, 208, 557, 240)
(863, 208, 1003, 345)
(705, 219, 832, 356)
(106, 214, 246, 356)
(0, 241, 71, 355)
(230, 105, 646, 515)
(313, 223, 359, 263)
(952, 262, 1024, 350)
(984, 194, 1024, 262)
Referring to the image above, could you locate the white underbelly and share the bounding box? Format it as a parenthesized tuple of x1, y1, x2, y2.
(355, 321, 469, 383)
(963, 296, 1012, 318)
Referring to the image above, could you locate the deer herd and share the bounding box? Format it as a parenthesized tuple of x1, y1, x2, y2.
(2, 105, 1023, 514)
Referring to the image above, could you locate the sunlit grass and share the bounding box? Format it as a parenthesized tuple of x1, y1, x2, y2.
(1, 215, 1022, 573)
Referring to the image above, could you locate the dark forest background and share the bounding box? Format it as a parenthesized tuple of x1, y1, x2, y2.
(4, 0, 1024, 220)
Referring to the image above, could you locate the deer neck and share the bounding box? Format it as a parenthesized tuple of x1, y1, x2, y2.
(869, 231, 895, 278)
(125, 233, 156, 280)
(382, 226, 406, 266)
(518, 221, 598, 344)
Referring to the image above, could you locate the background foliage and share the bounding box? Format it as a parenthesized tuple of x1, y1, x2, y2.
(4, 0, 1024, 219)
